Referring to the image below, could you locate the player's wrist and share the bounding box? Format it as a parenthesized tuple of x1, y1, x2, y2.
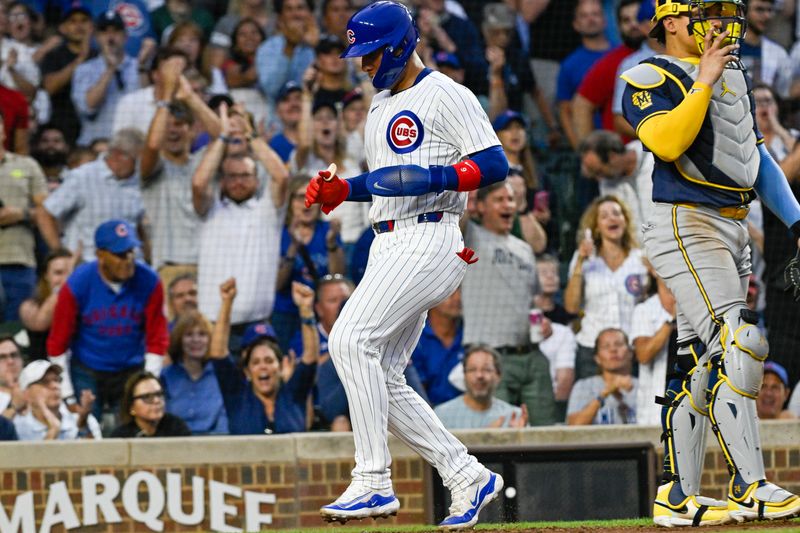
(791, 220, 800, 242)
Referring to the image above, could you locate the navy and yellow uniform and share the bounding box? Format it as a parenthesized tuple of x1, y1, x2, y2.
(622, 55, 759, 209)
(622, 52, 800, 527)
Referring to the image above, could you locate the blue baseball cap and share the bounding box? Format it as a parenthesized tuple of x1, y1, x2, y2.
(95, 219, 140, 254)
(492, 110, 527, 132)
(277, 81, 302, 102)
(61, 1, 91, 22)
(241, 322, 278, 349)
(95, 10, 125, 31)
(764, 361, 789, 388)
(638, 0, 655, 24)
(434, 51, 462, 70)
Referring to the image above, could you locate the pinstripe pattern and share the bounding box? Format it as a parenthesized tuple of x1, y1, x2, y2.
(365, 71, 501, 223)
(567, 248, 648, 349)
(328, 67, 499, 496)
(329, 216, 483, 491)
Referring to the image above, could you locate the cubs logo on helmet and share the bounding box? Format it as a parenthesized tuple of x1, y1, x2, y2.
(340, 1, 420, 89)
(386, 111, 424, 154)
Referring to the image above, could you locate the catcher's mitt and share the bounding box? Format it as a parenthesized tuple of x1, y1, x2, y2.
(785, 249, 800, 302)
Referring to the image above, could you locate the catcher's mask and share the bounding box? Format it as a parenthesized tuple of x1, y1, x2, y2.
(650, 0, 747, 69)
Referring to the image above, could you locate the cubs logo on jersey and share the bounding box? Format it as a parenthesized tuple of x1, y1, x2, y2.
(386, 110, 424, 154)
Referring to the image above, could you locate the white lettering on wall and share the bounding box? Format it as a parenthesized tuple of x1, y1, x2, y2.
(209, 480, 243, 533)
(0, 491, 34, 533)
(121, 472, 165, 532)
(166, 473, 204, 525)
(81, 474, 122, 526)
(40, 481, 80, 533)
(245, 491, 276, 532)
(0, 472, 275, 533)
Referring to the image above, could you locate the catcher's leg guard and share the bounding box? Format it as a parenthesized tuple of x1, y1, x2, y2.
(653, 339, 730, 527)
(708, 309, 800, 522)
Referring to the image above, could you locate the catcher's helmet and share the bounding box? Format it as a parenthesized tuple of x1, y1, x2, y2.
(650, 0, 747, 69)
(340, 1, 420, 90)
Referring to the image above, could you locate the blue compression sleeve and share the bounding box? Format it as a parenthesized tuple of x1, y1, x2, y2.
(754, 143, 800, 240)
(344, 172, 372, 201)
(365, 145, 509, 197)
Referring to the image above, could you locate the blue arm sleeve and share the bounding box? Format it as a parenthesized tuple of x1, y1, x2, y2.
(344, 172, 372, 201)
(754, 144, 800, 239)
(364, 145, 509, 197)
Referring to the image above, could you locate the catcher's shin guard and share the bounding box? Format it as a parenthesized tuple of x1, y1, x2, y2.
(709, 310, 767, 484)
(709, 310, 800, 522)
(658, 339, 710, 497)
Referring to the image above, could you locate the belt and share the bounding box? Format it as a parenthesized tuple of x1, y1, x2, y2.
(496, 344, 534, 356)
(372, 211, 445, 234)
(677, 203, 750, 221)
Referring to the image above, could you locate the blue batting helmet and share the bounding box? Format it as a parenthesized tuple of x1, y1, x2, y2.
(340, 1, 419, 90)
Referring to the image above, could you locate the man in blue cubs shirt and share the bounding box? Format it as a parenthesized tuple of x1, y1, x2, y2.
(47, 219, 168, 420)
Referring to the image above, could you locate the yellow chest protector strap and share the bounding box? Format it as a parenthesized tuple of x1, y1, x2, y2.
(636, 82, 712, 163)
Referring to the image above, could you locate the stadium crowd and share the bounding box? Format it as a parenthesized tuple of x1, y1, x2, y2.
(0, 0, 799, 442)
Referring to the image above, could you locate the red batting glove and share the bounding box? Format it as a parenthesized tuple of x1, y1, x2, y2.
(304, 171, 350, 215)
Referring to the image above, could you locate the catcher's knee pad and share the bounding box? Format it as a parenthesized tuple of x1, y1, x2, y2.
(658, 338, 711, 496)
(715, 309, 768, 397)
(708, 309, 768, 484)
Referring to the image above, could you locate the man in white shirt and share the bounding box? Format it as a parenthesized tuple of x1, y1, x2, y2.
(192, 103, 288, 348)
(538, 317, 577, 422)
(40, 128, 148, 262)
(13, 360, 101, 440)
(630, 271, 676, 426)
(112, 47, 189, 135)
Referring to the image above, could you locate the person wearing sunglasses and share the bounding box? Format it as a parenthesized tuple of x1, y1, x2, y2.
(111, 370, 190, 438)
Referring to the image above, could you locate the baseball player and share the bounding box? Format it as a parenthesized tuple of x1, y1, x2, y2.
(621, 0, 800, 527)
(304, 1, 508, 528)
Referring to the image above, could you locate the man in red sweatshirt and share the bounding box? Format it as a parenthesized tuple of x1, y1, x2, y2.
(47, 219, 168, 421)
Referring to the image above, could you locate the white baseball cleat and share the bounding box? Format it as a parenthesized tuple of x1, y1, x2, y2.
(319, 483, 400, 524)
(438, 470, 504, 530)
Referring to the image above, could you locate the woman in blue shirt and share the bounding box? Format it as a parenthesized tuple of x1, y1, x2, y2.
(211, 280, 319, 435)
(160, 281, 233, 435)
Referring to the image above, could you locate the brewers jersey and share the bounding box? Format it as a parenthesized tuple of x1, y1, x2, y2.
(364, 69, 501, 222)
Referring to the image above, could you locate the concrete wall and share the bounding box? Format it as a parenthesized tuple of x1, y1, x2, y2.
(1, 422, 798, 532)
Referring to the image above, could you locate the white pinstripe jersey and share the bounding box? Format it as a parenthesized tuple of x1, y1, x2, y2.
(365, 70, 501, 222)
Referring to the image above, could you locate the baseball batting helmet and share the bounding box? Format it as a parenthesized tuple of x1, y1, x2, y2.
(650, 0, 746, 68)
(340, 1, 420, 90)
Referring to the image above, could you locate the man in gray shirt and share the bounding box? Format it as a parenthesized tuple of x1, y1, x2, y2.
(435, 345, 527, 429)
(139, 66, 221, 289)
(566, 328, 638, 425)
(461, 181, 557, 425)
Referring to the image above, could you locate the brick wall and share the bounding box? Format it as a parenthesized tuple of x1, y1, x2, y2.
(0, 423, 798, 532)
